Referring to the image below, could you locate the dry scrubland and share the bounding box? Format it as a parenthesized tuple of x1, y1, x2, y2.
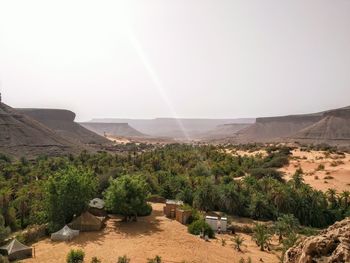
(281, 149, 350, 192)
(24, 204, 278, 263)
(230, 148, 350, 193)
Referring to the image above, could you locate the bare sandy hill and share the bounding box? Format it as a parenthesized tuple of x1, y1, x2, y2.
(80, 122, 146, 138)
(0, 103, 81, 158)
(292, 107, 350, 146)
(17, 109, 110, 145)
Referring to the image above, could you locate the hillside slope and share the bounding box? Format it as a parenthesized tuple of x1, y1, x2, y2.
(0, 103, 81, 157)
(292, 108, 350, 146)
(80, 122, 146, 137)
(17, 109, 110, 145)
(234, 115, 322, 143)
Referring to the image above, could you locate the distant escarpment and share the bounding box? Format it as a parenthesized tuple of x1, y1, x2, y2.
(234, 114, 322, 143)
(291, 107, 350, 146)
(0, 104, 81, 158)
(79, 122, 146, 138)
(17, 108, 110, 145)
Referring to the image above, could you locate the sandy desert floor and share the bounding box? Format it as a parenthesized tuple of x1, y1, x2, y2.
(24, 203, 278, 263)
(280, 149, 350, 192)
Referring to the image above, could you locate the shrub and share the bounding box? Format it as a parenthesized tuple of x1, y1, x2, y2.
(147, 255, 162, 263)
(117, 255, 130, 263)
(263, 156, 289, 168)
(324, 175, 334, 180)
(67, 249, 85, 263)
(316, 164, 325, 171)
(137, 203, 152, 217)
(249, 168, 284, 182)
(188, 219, 215, 238)
(186, 208, 201, 225)
(232, 235, 245, 251)
(91, 257, 101, 263)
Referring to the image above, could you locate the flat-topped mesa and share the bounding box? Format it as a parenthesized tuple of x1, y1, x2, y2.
(17, 108, 110, 145)
(323, 108, 350, 119)
(256, 114, 322, 124)
(17, 108, 76, 122)
(0, 104, 81, 158)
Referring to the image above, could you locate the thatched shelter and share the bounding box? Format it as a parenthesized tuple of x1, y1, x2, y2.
(0, 239, 32, 261)
(69, 211, 104, 231)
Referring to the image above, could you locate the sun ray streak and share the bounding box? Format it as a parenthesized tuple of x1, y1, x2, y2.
(124, 24, 191, 141)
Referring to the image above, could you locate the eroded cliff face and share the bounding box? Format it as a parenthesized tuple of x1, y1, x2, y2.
(17, 108, 110, 145)
(234, 114, 322, 143)
(0, 104, 81, 158)
(292, 108, 350, 146)
(284, 217, 350, 263)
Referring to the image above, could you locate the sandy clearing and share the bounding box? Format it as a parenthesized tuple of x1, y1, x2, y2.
(281, 149, 350, 192)
(24, 204, 278, 263)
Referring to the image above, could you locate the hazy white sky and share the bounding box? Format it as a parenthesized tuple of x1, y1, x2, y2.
(0, 0, 350, 121)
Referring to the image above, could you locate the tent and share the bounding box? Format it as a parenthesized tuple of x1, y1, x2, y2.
(69, 211, 104, 231)
(0, 239, 32, 261)
(51, 225, 79, 241)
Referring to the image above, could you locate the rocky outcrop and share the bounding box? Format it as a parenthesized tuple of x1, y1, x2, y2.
(18, 109, 110, 145)
(284, 217, 350, 263)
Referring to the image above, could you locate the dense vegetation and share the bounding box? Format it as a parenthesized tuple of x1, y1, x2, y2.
(0, 144, 349, 243)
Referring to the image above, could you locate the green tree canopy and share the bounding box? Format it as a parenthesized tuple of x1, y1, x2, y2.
(45, 166, 98, 232)
(104, 175, 151, 221)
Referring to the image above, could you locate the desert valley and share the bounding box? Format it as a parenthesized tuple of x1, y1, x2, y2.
(1, 0, 350, 262)
(0, 100, 349, 263)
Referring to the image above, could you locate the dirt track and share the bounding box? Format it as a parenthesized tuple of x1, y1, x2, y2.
(24, 203, 278, 263)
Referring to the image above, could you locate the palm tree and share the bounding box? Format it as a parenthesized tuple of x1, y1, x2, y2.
(232, 235, 245, 252)
(291, 169, 304, 189)
(274, 214, 299, 243)
(326, 188, 338, 208)
(252, 223, 271, 251)
(340, 191, 350, 209)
